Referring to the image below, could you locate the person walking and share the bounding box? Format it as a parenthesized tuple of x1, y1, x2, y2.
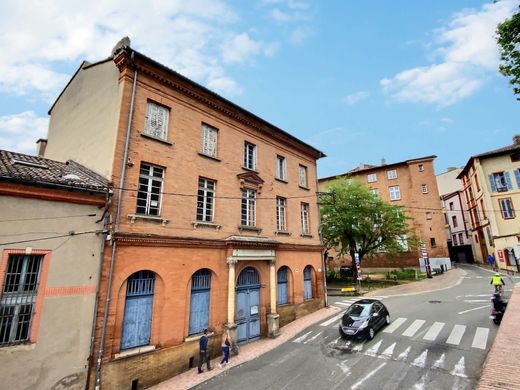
(488, 254, 496, 271)
(219, 330, 231, 368)
(197, 329, 211, 374)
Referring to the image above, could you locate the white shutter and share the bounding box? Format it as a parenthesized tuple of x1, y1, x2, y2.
(145, 102, 169, 140)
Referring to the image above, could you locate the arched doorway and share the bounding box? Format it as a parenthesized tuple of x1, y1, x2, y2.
(236, 267, 260, 342)
(189, 269, 211, 335)
(121, 270, 156, 350)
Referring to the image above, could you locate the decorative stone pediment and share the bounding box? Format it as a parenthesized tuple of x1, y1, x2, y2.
(237, 171, 264, 192)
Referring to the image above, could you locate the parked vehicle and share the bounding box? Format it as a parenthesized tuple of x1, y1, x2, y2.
(339, 264, 353, 277)
(339, 299, 390, 340)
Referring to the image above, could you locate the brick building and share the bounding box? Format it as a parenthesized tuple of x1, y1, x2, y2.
(0, 150, 108, 389)
(42, 38, 325, 388)
(457, 136, 520, 271)
(319, 156, 449, 269)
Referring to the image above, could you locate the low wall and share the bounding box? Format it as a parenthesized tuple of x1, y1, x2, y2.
(477, 285, 520, 389)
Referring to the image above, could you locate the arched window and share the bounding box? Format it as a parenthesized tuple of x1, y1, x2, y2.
(303, 266, 313, 300)
(121, 271, 156, 350)
(189, 269, 211, 335)
(277, 266, 288, 305)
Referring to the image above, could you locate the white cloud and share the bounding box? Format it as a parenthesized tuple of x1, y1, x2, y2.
(221, 33, 276, 65)
(289, 26, 313, 46)
(343, 91, 371, 105)
(381, 0, 517, 107)
(0, 111, 49, 155)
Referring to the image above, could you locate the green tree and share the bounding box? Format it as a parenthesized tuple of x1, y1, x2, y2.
(497, 6, 520, 99)
(320, 178, 417, 278)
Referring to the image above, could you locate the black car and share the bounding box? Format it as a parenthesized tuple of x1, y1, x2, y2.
(339, 264, 353, 277)
(338, 299, 390, 340)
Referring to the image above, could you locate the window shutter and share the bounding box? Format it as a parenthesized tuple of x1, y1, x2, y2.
(505, 171, 513, 190)
(488, 174, 497, 192)
(515, 169, 520, 189)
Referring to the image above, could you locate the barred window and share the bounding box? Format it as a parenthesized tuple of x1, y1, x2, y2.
(276, 197, 287, 231)
(0, 254, 43, 345)
(197, 178, 216, 222)
(136, 163, 164, 216)
(301, 202, 310, 234)
(241, 189, 256, 227)
(144, 101, 169, 140)
(201, 123, 218, 158)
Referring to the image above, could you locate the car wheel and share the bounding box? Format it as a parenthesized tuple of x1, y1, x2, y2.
(385, 314, 391, 325)
(368, 327, 375, 340)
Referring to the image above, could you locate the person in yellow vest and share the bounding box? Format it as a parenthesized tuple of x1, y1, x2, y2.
(490, 272, 505, 293)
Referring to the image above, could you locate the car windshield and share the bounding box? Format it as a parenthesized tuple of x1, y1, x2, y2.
(346, 303, 371, 317)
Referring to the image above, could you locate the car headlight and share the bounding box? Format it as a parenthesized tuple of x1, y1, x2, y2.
(359, 320, 369, 329)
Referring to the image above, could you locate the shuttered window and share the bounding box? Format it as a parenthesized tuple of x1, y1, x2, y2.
(144, 101, 169, 140)
(301, 202, 310, 235)
(201, 123, 218, 158)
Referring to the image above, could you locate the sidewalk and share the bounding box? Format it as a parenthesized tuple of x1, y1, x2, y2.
(151, 269, 464, 390)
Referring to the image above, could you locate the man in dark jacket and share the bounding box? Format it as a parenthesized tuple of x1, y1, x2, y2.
(198, 329, 212, 373)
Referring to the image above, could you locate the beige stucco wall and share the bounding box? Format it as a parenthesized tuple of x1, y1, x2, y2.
(436, 168, 463, 196)
(0, 195, 104, 390)
(45, 60, 121, 179)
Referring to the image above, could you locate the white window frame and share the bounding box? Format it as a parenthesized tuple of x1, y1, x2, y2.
(367, 173, 377, 183)
(499, 198, 515, 219)
(276, 197, 287, 231)
(387, 169, 397, 180)
(241, 189, 256, 227)
(397, 234, 408, 251)
(136, 163, 164, 216)
(276, 155, 287, 181)
(200, 123, 218, 158)
(421, 184, 428, 194)
(389, 185, 401, 201)
(144, 101, 169, 140)
(196, 178, 216, 222)
(370, 188, 379, 196)
(418, 164, 424, 172)
(299, 165, 308, 188)
(425, 212, 432, 220)
(244, 142, 257, 170)
(301, 202, 310, 235)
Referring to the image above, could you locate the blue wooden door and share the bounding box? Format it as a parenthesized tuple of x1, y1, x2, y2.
(277, 267, 288, 305)
(304, 266, 313, 300)
(189, 269, 211, 335)
(236, 267, 260, 343)
(121, 271, 155, 350)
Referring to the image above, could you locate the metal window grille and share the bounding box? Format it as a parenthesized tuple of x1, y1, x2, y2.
(136, 163, 164, 216)
(299, 165, 307, 187)
(276, 156, 286, 180)
(201, 124, 217, 157)
(191, 269, 211, 291)
(237, 267, 260, 287)
(196, 178, 215, 222)
(126, 271, 155, 297)
(301, 202, 310, 234)
(276, 197, 286, 231)
(244, 142, 256, 170)
(241, 189, 256, 227)
(0, 254, 43, 346)
(144, 101, 169, 140)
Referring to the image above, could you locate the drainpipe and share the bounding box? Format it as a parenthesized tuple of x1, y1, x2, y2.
(315, 171, 328, 308)
(95, 50, 138, 390)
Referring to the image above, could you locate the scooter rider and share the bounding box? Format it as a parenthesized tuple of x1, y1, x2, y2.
(491, 292, 507, 313)
(490, 272, 505, 293)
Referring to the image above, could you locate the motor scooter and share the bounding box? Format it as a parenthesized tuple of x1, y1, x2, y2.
(490, 294, 507, 325)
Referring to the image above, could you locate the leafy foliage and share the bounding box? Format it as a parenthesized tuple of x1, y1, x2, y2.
(497, 6, 520, 99)
(320, 178, 417, 272)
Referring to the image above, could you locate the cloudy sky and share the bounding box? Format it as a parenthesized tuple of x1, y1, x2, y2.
(0, 0, 518, 177)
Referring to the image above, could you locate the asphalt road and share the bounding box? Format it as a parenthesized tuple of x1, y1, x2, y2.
(195, 264, 519, 390)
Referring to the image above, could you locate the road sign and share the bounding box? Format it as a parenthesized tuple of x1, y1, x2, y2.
(354, 253, 360, 265)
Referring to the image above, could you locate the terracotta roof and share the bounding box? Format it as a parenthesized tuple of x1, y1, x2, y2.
(0, 150, 109, 193)
(457, 140, 520, 179)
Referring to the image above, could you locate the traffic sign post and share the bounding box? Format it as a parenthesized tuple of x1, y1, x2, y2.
(421, 242, 433, 279)
(355, 253, 362, 293)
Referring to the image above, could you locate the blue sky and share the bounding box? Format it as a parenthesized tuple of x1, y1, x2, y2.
(0, 0, 518, 178)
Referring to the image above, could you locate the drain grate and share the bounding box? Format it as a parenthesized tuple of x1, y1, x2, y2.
(429, 300, 442, 304)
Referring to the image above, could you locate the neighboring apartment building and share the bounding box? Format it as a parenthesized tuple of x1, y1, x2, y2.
(42, 38, 325, 388)
(457, 136, 520, 271)
(319, 156, 449, 268)
(0, 150, 108, 390)
(437, 168, 475, 263)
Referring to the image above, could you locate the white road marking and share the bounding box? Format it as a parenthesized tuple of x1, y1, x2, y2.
(465, 294, 493, 297)
(472, 327, 489, 350)
(334, 302, 350, 307)
(396, 346, 411, 361)
(383, 317, 407, 334)
(464, 299, 491, 303)
(458, 305, 489, 315)
(411, 349, 428, 368)
(402, 319, 425, 337)
(342, 299, 357, 303)
(351, 362, 387, 390)
(337, 359, 351, 376)
(293, 331, 313, 343)
(446, 325, 466, 345)
(432, 353, 445, 370)
(475, 276, 483, 279)
(380, 342, 396, 359)
(423, 322, 445, 341)
(320, 313, 343, 327)
(450, 356, 468, 378)
(364, 340, 382, 356)
(304, 331, 323, 344)
(414, 374, 427, 390)
(352, 343, 363, 352)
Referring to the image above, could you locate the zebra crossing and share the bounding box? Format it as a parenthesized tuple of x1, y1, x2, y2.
(330, 296, 388, 311)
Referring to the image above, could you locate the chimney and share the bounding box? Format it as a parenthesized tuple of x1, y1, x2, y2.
(381, 158, 386, 166)
(513, 135, 520, 145)
(36, 139, 47, 157)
